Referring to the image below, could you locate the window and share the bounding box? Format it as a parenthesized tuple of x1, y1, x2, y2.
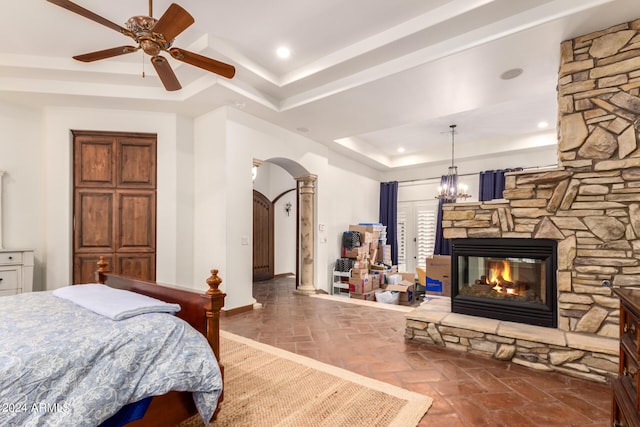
(416, 206, 436, 269)
(397, 201, 437, 273)
(397, 210, 408, 271)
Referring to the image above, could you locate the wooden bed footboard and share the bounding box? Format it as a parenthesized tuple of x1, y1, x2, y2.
(94, 256, 226, 426)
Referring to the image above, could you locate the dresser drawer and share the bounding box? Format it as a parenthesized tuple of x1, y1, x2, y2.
(0, 268, 19, 291)
(0, 252, 22, 265)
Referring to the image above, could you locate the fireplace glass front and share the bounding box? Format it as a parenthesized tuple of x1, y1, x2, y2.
(451, 238, 557, 328)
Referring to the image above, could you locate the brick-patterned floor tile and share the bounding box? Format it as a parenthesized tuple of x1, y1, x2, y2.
(221, 277, 611, 426)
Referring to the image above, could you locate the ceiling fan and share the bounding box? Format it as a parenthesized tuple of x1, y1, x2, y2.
(46, 0, 236, 91)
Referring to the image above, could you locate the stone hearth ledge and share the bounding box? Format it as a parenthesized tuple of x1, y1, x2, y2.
(405, 298, 619, 383)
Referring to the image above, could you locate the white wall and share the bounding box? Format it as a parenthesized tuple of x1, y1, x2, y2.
(193, 108, 230, 297)
(197, 108, 381, 304)
(0, 101, 44, 289)
(324, 152, 381, 278)
(42, 106, 188, 289)
(253, 162, 295, 200)
(274, 189, 296, 276)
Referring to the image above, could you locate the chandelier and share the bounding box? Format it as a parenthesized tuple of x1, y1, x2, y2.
(435, 124, 471, 201)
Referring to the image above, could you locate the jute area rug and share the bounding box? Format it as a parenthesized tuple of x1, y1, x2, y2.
(180, 330, 433, 427)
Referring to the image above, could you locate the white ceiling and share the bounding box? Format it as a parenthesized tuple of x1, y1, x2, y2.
(2, 0, 640, 171)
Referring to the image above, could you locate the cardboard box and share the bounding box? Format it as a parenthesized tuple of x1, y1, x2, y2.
(385, 281, 415, 305)
(424, 255, 451, 296)
(399, 272, 416, 283)
(349, 225, 375, 234)
(343, 243, 369, 259)
(369, 271, 382, 287)
(348, 276, 373, 294)
(350, 288, 380, 301)
(351, 269, 369, 279)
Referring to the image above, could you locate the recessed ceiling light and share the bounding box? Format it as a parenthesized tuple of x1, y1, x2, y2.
(398, 147, 405, 153)
(537, 121, 549, 129)
(500, 68, 523, 80)
(276, 47, 290, 59)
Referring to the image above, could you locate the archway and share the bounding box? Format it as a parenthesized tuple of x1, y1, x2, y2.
(252, 157, 317, 294)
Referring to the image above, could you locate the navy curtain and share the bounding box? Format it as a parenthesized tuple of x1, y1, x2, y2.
(379, 181, 398, 265)
(433, 175, 455, 255)
(479, 168, 522, 201)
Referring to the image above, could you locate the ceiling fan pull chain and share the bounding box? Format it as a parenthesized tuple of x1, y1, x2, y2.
(142, 51, 145, 78)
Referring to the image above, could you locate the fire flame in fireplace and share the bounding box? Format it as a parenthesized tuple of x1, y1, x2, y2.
(487, 260, 516, 294)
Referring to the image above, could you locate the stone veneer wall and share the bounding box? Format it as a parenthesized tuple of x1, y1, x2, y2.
(407, 18, 640, 381)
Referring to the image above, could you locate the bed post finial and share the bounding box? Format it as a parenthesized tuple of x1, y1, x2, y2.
(95, 256, 110, 284)
(206, 269, 223, 295)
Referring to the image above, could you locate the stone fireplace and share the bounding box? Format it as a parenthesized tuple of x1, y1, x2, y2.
(405, 18, 640, 382)
(451, 238, 557, 328)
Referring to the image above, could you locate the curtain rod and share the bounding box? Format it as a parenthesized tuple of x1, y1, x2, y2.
(396, 163, 559, 186)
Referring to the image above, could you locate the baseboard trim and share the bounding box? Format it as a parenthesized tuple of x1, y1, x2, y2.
(274, 273, 295, 278)
(222, 304, 254, 317)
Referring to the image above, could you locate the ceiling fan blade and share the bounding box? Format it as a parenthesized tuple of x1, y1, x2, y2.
(73, 46, 139, 62)
(152, 3, 194, 42)
(46, 0, 134, 38)
(151, 55, 182, 91)
(169, 48, 236, 79)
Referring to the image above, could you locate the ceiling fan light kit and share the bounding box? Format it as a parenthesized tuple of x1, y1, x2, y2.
(46, 0, 236, 91)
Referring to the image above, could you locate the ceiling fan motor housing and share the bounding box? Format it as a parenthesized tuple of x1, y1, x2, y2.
(126, 16, 170, 55)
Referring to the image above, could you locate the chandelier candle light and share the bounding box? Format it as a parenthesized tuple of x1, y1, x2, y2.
(436, 124, 471, 201)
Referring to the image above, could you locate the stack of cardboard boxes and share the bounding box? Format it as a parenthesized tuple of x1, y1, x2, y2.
(339, 223, 419, 306)
(343, 224, 392, 265)
(341, 224, 384, 300)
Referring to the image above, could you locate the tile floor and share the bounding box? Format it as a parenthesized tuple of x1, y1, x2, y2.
(220, 277, 611, 426)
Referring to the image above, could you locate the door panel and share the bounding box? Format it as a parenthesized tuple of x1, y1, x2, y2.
(74, 190, 115, 252)
(118, 139, 157, 187)
(117, 191, 156, 251)
(73, 131, 156, 284)
(116, 254, 155, 281)
(253, 190, 273, 282)
(74, 137, 115, 187)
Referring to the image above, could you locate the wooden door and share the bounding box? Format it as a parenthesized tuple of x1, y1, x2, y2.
(73, 131, 157, 284)
(253, 190, 273, 281)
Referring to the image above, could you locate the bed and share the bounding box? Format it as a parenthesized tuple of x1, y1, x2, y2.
(0, 256, 226, 427)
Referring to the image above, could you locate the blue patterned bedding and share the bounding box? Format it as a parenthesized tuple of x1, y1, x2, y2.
(0, 291, 223, 427)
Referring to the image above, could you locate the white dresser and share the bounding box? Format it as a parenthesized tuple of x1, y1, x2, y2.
(0, 249, 34, 296)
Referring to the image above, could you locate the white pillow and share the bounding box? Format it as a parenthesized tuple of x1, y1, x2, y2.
(53, 284, 181, 320)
